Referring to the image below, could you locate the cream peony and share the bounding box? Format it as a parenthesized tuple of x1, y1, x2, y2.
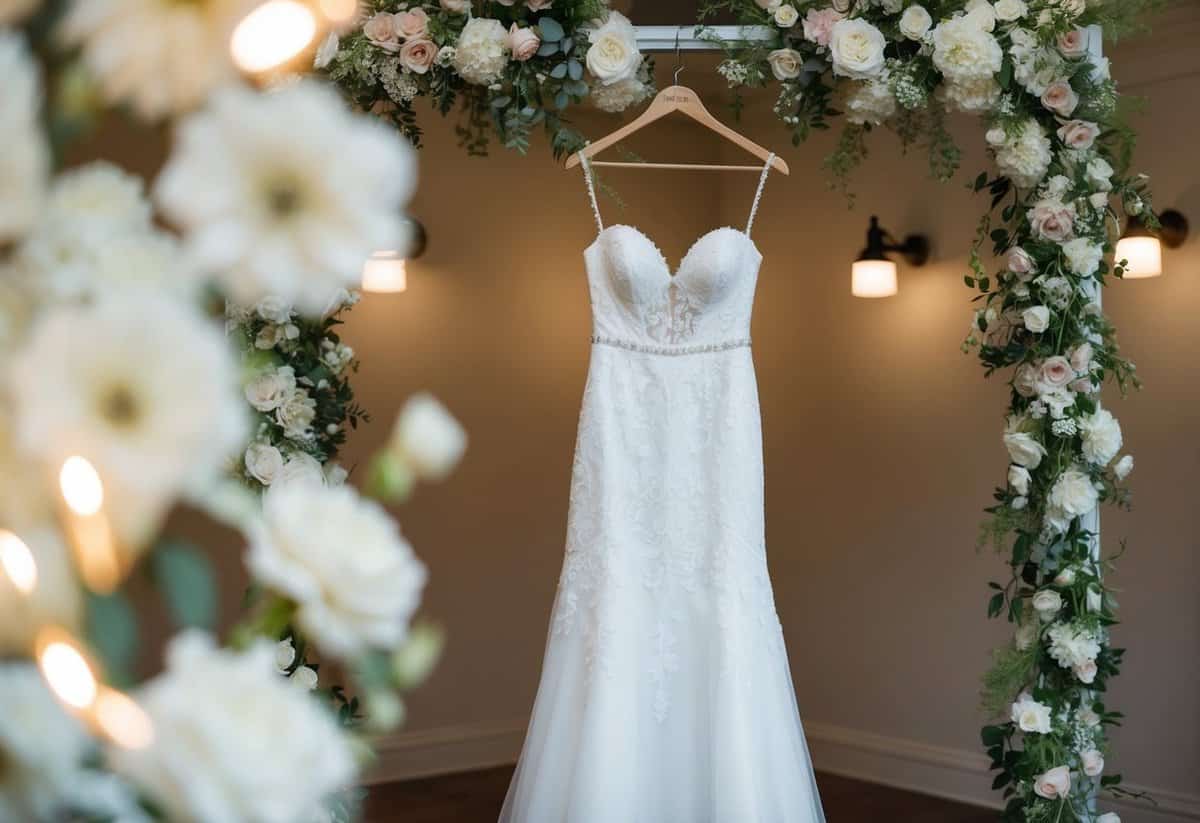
(1079, 408, 1122, 466)
(845, 77, 897, 125)
(1046, 469, 1099, 532)
(247, 483, 427, 658)
(0, 664, 92, 822)
(110, 632, 356, 822)
(898, 5, 932, 40)
(454, 17, 510, 84)
(768, 48, 804, 80)
(276, 391, 317, 440)
(828, 19, 886, 80)
(930, 16, 1002, 84)
(1047, 621, 1100, 670)
(60, 0, 254, 121)
(941, 76, 1001, 114)
(1061, 237, 1102, 277)
(988, 120, 1051, 189)
(1010, 692, 1052, 734)
(155, 83, 416, 317)
(0, 32, 48, 245)
(391, 393, 468, 481)
(1033, 765, 1071, 800)
(585, 11, 642, 86)
(10, 293, 246, 546)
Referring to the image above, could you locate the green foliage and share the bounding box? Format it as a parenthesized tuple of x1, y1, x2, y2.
(152, 540, 217, 631)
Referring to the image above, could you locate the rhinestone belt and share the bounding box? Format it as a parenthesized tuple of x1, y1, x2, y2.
(590, 335, 751, 356)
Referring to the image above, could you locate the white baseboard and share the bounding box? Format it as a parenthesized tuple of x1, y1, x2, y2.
(368, 718, 1200, 822)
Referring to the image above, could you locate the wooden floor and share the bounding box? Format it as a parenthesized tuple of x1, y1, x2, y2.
(365, 766, 996, 822)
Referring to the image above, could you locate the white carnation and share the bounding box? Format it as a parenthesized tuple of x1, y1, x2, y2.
(1061, 237, 1103, 277)
(1079, 408, 1122, 467)
(590, 76, 651, 113)
(845, 77, 896, 125)
(940, 76, 1001, 114)
(988, 119, 1051, 189)
(453, 17, 509, 85)
(110, 632, 356, 822)
(1046, 621, 1100, 669)
(931, 16, 1002, 84)
(247, 483, 427, 658)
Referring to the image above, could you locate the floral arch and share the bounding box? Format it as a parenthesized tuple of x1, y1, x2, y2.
(323, 1, 1156, 820)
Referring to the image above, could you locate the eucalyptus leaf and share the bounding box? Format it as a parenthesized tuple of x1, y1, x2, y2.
(536, 41, 559, 57)
(554, 90, 569, 109)
(153, 540, 217, 630)
(565, 79, 589, 97)
(549, 63, 568, 80)
(538, 17, 564, 42)
(86, 592, 137, 685)
(561, 37, 574, 55)
(490, 95, 512, 109)
(567, 60, 583, 81)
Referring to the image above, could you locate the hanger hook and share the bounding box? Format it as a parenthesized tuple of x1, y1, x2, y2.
(673, 28, 685, 85)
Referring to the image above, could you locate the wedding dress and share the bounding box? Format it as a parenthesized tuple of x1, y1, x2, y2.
(499, 155, 825, 823)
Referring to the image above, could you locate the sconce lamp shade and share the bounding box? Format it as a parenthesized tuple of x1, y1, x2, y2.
(1115, 235, 1162, 279)
(362, 252, 408, 293)
(851, 259, 899, 298)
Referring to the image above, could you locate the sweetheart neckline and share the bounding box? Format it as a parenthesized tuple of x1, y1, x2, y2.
(585, 224, 762, 279)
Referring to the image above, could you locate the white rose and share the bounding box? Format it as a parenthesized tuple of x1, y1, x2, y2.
(110, 633, 356, 822)
(899, 5, 933, 39)
(1034, 765, 1071, 800)
(1032, 589, 1063, 619)
(1113, 454, 1134, 481)
(244, 366, 297, 412)
(1061, 237, 1103, 277)
(392, 393, 467, 481)
(1004, 431, 1046, 469)
(276, 391, 317, 440)
(1079, 408, 1122, 466)
(774, 4, 799, 27)
(1011, 693, 1053, 734)
(965, 0, 997, 31)
(828, 19, 887, 80)
(1008, 465, 1031, 495)
(255, 296, 293, 324)
(245, 442, 285, 485)
(247, 483, 427, 659)
(1022, 305, 1051, 333)
(1086, 586, 1103, 613)
(767, 48, 804, 80)
(994, 0, 1028, 21)
(585, 11, 642, 86)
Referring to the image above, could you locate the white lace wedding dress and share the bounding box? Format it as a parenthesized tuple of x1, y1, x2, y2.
(499, 155, 825, 823)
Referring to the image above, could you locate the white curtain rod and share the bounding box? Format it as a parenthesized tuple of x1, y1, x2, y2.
(633, 25, 776, 51)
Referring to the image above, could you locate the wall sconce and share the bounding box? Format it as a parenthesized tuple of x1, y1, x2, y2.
(362, 217, 427, 294)
(852, 216, 930, 298)
(230, 0, 318, 74)
(1116, 209, 1189, 280)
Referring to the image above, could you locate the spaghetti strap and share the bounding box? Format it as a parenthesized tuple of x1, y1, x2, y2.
(578, 151, 604, 233)
(746, 153, 774, 237)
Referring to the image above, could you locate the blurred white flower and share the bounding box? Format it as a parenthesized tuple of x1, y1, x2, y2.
(110, 632, 356, 822)
(274, 638, 297, 672)
(590, 76, 651, 113)
(392, 393, 467, 481)
(59, 0, 255, 120)
(0, 32, 49, 245)
(845, 77, 896, 125)
(155, 83, 416, 316)
(1113, 454, 1134, 481)
(290, 665, 318, 690)
(10, 293, 247, 545)
(247, 483, 427, 659)
(274, 452, 326, 488)
(0, 664, 92, 822)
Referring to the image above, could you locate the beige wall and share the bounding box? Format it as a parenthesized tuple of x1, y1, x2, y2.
(336, 24, 1200, 814)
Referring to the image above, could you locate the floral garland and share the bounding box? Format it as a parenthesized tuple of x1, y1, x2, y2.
(320, 0, 655, 156)
(705, 1, 1160, 821)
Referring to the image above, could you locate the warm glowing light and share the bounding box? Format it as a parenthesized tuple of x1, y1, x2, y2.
(231, 0, 317, 74)
(0, 530, 37, 594)
(319, 0, 358, 23)
(60, 456, 104, 516)
(94, 687, 154, 750)
(1115, 235, 1163, 279)
(362, 251, 409, 293)
(38, 632, 98, 710)
(851, 259, 899, 298)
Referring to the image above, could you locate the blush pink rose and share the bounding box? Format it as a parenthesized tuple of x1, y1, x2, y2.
(1058, 120, 1101, 150)
(508, 24, 541, 61)
(1041, 81, 1078, 117)
(526, 0, 554, 9)
(1014, 364, 1039, 398)
(802, 7, 844, 47)
(395, 8, 429, 39)
(1040, 356, 1075, 389)
(1028, 201, 1075, 242)
(1008, 246, 1036, 277)
(364, 12, 400, 51)
(1058, 28, 1089, 58)
(400, 37, 437, 73)
(1070, 377, 1095, 394)
(1069, 341, 1093, 373)
(1034, 766, 1072, 800)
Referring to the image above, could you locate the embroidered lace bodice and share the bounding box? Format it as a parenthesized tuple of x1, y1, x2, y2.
(500, 153, 825, 823)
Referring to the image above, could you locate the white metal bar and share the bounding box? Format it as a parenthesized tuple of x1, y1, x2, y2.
(634, 25, 776, 51)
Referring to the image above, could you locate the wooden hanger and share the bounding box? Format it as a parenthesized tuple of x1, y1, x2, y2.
(565, 48, 789, 175)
